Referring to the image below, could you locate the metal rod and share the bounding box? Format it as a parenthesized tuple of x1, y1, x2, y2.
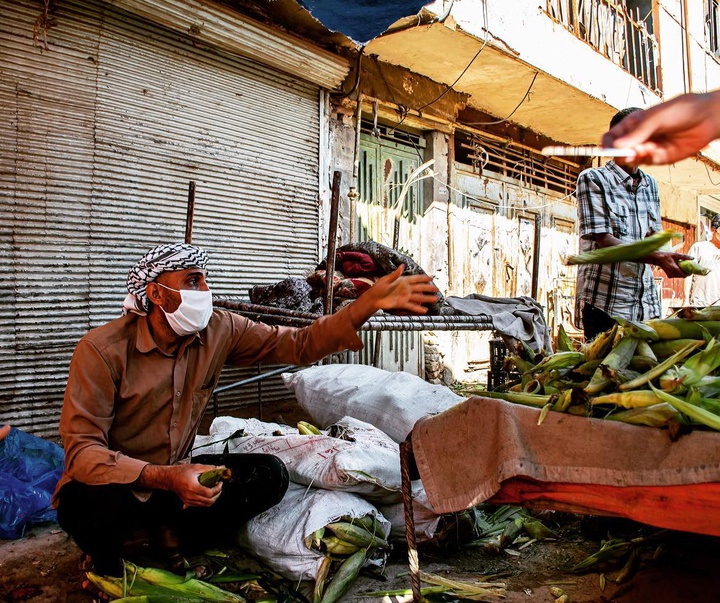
(400, 438, 422, 603)
(185, 181, 196, 244)
(531, 213, 541, 300)
(324, 171, 342, 317)
(213, 365, 297, 394)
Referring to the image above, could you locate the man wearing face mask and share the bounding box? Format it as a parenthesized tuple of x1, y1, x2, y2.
(53, 242, 440, 581)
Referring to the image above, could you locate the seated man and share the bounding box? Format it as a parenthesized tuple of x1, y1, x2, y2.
(54, 242, 439, 578)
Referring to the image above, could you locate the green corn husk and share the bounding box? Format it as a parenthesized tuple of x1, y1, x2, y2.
(556, 324, 574, 352)
(678, 306, 720, 321)
(679, 259, 710, 275)
(613, 317, 660, 341)
(297, 421, 323, 435)
(85, 573, 164, 599)
(325, 522, 388, 549)
(525, 351, 585, 374)
(565, 230, 681, 266)
(320, 536, 361, 556)
(650, 384, 720, 431)
(590, 390, 662, 409)
(644, 319, 720, 340)
(636, 339, 658, 361)
(618, 340, 703, 392)
(585, 337, 638, 394)
(605, 403, 679, 427)
(676, 338, 720, 386)
(123, 563, 245, 602)
(650, 338, 706, 358)
(111, 597, 205, 603)
(482, 390, 552, 408)
(319, 549, 366, 603)
(628, 355, 658, 372)
(198, 467, 233, 487)
(313, 556, 331, 603)
(523, 519, 559, 540)
(581, 324, 618, 361)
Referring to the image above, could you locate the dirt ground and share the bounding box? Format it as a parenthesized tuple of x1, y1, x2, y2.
(2, 512, 720, 603)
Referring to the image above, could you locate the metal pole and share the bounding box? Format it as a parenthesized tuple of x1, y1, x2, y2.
(400, 438, 421, 603)
(185, 181, 196, 244)
(324, 171, 342, 317)
(531, 213, 541, 300)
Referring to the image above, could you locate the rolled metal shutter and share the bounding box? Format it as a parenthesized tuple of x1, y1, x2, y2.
(0, 0, 322, 437)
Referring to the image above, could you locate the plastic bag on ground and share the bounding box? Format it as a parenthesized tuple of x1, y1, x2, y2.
(0, 427, 64, 539)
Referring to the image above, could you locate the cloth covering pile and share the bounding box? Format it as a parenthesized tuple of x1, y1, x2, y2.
(247, 241, 549, 353)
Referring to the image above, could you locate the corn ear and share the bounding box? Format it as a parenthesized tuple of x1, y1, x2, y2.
(321, 536, 361, 556)
(678, 306, 720, 321)
(297, 421, 323, 435)
(320, 549, 366, 603)
(677, 338, 720, 386)
(585, 337, 638, 394)
(111, 597, 205, 603)
(613, 317, 659, 341)
(313, 556, 332, 603)
(565, 230, 681, 265)
(556, 324, 574, 352)
(123, 563, 245, 602)
(581, 324, 618, 361)
(650, 338, 705, 358)
(618, 340, 702, 391)
(650, 384, 720, 431)
(590, 390, 662, 409)
(482, 390, 552, 408)
(526, 351, 584, 374)
(645, 319, 720, 340)
(679, 259, 710, 275)
(326, 522, 388, 549)
(605, 403, 678, 427)
(198, 467, 232, 487)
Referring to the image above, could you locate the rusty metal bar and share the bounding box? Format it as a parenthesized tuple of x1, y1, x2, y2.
(400, 437, 422, 603)
(325, 171, 341, 317)
(185, 180, 196, 244)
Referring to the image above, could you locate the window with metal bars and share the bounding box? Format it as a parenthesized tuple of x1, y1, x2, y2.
(454, 129, 583, 197)
(708, 0, 720, 56)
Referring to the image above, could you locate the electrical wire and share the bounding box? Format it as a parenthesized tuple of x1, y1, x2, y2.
(390, 0, 490, 134)
(464, 71, 539, 126)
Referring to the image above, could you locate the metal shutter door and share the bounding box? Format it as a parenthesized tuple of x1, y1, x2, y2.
(0, 0, 321, 437)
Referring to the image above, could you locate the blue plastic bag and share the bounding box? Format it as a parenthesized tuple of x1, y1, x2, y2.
(0, 426, 64, 539)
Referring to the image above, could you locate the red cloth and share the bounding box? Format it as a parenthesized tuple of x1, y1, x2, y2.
(336, 251, 379, 277)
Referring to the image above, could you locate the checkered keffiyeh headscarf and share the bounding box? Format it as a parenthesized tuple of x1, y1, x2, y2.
(123, 243, 209, 315)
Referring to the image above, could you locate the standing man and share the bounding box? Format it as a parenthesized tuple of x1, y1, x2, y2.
(684, 214, 720, 307)
(575, 108, 690, 341)
(54, 242, 439, 580)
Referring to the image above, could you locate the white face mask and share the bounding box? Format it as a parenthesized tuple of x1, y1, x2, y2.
(157, 284, 213, 336)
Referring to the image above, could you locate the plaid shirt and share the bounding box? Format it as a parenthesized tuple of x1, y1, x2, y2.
(574, 161, 662, 327)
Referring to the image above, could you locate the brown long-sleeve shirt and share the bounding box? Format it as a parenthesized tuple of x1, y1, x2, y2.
(54, 309, 362, 503)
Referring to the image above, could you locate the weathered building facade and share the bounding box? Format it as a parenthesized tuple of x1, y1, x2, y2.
(3, 0, 720, 436)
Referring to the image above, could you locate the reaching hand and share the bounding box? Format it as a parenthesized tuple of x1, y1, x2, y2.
(369, 265, 440, 314)
(602, 91, 720, 165)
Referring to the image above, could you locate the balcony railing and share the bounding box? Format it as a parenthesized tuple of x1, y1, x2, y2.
(546, 0, 660, 93)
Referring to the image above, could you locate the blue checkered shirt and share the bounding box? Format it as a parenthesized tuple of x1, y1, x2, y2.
(574, 161, 662, 327)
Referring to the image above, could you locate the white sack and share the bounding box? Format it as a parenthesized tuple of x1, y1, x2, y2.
(378, 483, 441, 543)
(282, 364, 464, 442)
(236, 482, 389, 581)
(193, 416, 404, 503)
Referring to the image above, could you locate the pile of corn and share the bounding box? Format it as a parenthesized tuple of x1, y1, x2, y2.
(462, 306, 720, 434)
(86, 561, 246, 601)
(305, 514, 390, 603)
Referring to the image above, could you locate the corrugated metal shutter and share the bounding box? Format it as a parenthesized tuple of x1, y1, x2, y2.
(0, 0, 321, 437)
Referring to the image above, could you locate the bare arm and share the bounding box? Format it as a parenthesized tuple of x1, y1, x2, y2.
(590, 233, 691, 279)
(137, 463, 223, 508)
(602, 90, 720, 165)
